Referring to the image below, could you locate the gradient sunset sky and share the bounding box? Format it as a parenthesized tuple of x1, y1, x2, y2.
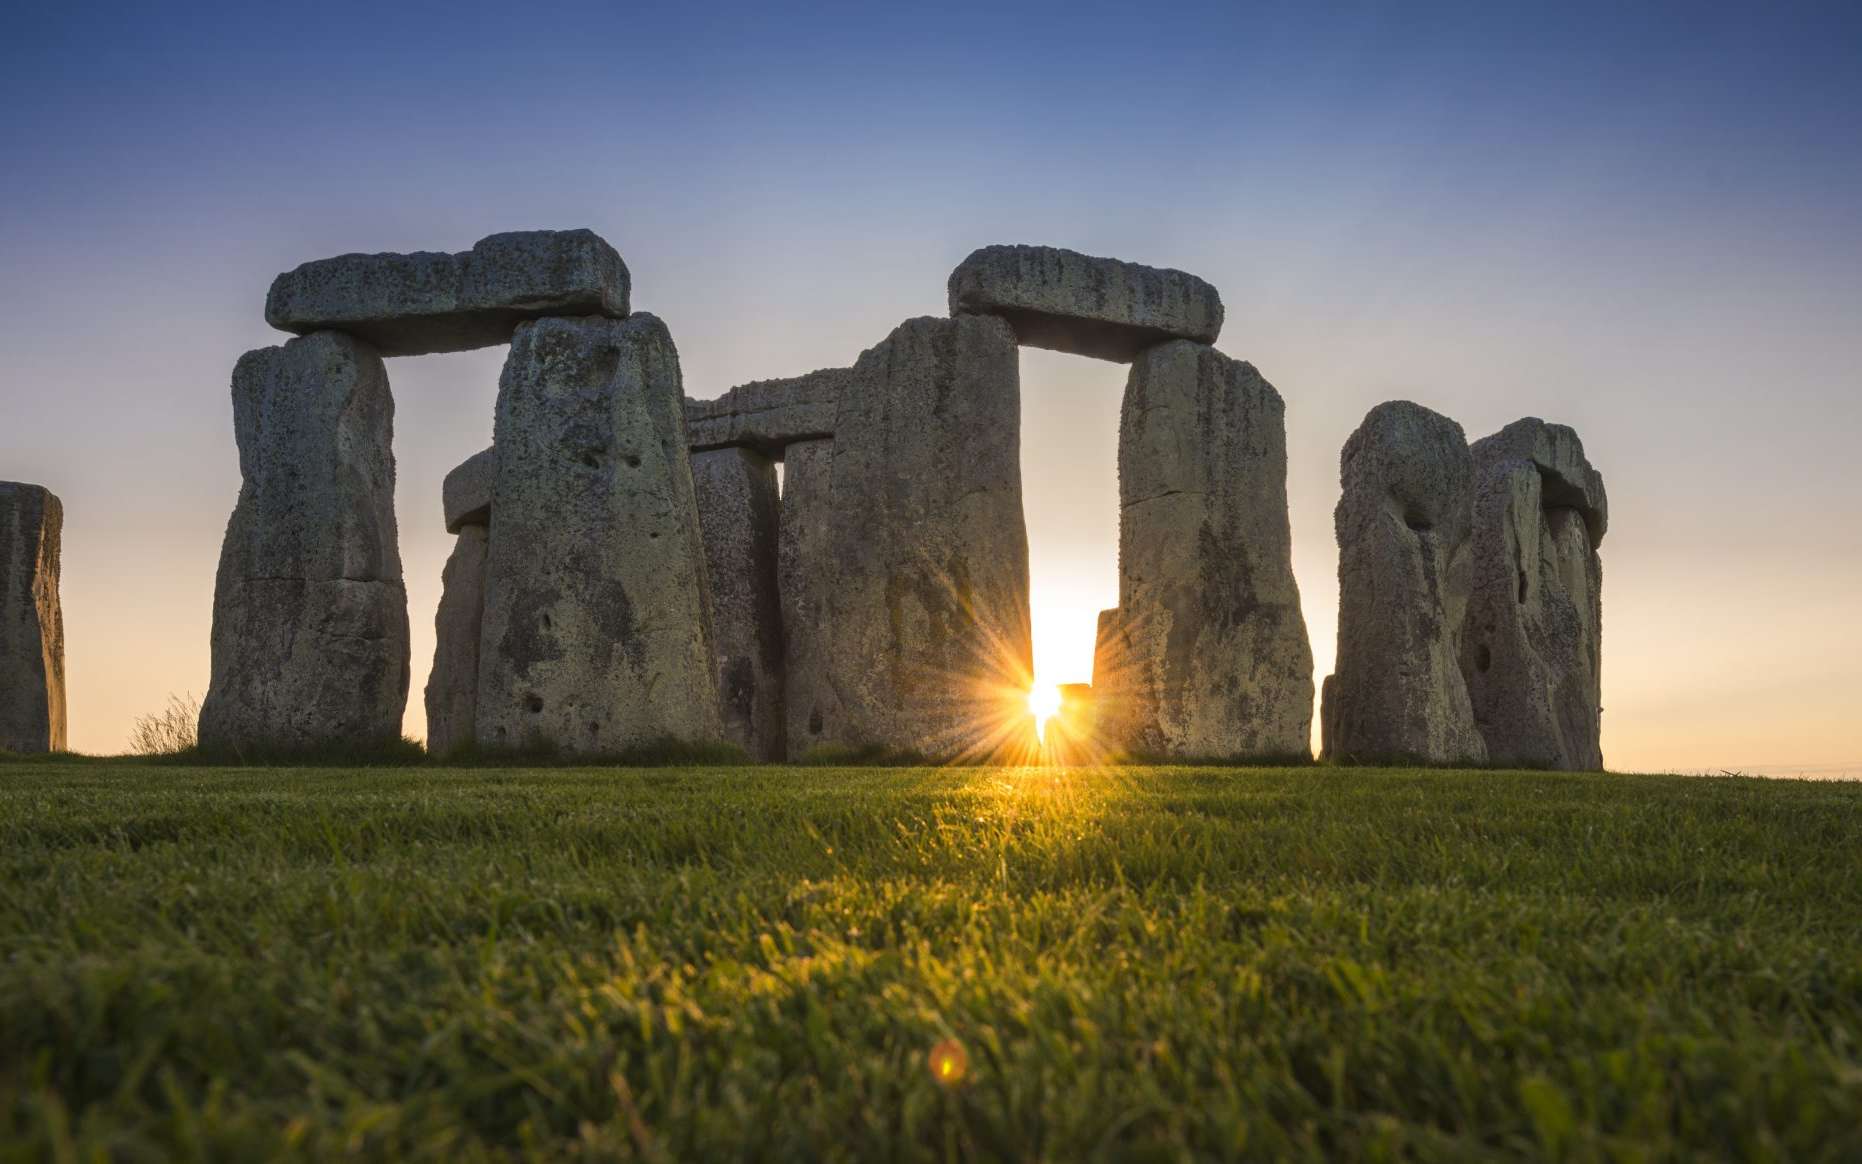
(3, 1, 1858, 774)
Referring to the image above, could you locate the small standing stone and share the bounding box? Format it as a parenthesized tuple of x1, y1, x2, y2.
(1462, 418, 1608, 769)
(0, 482, 66, 753)
(1321, 401, 1485, 765)
(475, 314, 721, 754)
(425, 524, 488, 758)
(1115, 340, 1313, 759)
(198, 331, 409, 756)
(692, 447, 786, 761)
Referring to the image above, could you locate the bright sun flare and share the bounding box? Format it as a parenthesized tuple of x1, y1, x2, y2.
(1027, 685, 1062, 738)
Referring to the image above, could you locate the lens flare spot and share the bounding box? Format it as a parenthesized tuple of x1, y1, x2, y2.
(1028, 685, 1062, 741)
(928, 1038, 970, 1087)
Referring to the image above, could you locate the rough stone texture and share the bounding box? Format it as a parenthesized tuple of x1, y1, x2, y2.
(475, 314, 721, 754)
(1462, 418, 1607, 769)
(948, 244, 1224, 362)
(0, 483, 65, 753)
(266, 229, 629, 357)
(1114, 341, 1313, 759)
(685, 369, 843, 455)
(1321, 401, 1485, 765)
(424, 525, 488, 758)
(692, 447, 785, 761)
(198, 332, 409, 756)
(443, 447, 495, 533)
(780, 315, 1036, 761)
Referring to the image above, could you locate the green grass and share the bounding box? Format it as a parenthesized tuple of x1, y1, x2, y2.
(2, 763, 1858, 1161)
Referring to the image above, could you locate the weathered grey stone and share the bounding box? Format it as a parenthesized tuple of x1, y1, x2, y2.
(780, 315, 1036, 761)
(0, 483, 65, 754)
(424, 525, 487, 757)
(1114, 341, 1313, 759)
(1321, 401, 1484, 765)
(266, 229, 629, 357)
(948, 244, 1224, 362)
(199, 331, 409, 755)
(692, 447, 785, 761)
(475, 314, 721, 754)
(1462, 419, 1607, 769)
(685, 369, 843, 455)
(443, 447, 495, 533)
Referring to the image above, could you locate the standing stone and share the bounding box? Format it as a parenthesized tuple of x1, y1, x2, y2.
(475, 314, 721, 754)
(425, 525, 488, 758)
(0, 483, 65, 753)
(948, 245, 1224, 362)
(1321, 401, 1484, 765)
(780, 315, 1035, 761)
(443, 446, 495, 532)
(1462, 418, 1608, 769)
(1115, 341, 1313, 759)
(199, 332, 409, 756)
(692, 447, 785, 761)
(266, 229, 630, 357)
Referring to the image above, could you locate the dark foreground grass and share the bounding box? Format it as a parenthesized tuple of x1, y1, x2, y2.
(2, 764, 1858, 1161)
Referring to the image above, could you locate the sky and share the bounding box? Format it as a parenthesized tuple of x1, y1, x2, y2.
(2, 1, 1858, 775)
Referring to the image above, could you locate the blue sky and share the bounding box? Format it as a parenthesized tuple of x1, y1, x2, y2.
(3, 1, 1859, 771)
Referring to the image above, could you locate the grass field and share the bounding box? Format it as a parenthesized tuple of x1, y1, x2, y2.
(2, 762, 1859, 1161)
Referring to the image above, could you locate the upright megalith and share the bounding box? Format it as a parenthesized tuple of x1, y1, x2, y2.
(475, 314, 721, 755)
(1462, 419, 1608, 769)
(0, 483, 65, 753)
(781, 315, 1035, 761)
(692, 447, 785, 761)
(1322, 401, 1485, 765)
(266, 229, 630, 357)
(948, 244, 1223, 362)
(199, 332, 409, 756)
(425, 449, 494, 758)
(1115, 341, 1313, 759)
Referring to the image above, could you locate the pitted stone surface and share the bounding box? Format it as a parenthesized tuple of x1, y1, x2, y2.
(692, 447, 785, 761)
(475, 313, 721, 754)
(443, 447, 495, 533)
(266, 229, 629, 357)
(199, 331, 409, 755)
(685, 369, 843, 455)
(1462, 419, 1606, 769)
(1321, 401, 1485, 765)
(0, 483, 66, 753)
(424, 525, 488, 757)
(780, 315, 1035, 761)
(1115, 341, 1313, 759)
(948, 244, 1223, 362)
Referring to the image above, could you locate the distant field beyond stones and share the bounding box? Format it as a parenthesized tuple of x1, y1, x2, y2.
(3, 763, 1859, 1159)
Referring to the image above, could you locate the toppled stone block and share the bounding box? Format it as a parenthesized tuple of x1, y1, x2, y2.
(199, 332, 409, 755)
(692, 447, 785, 761)
(948, 244, 1224, 362)
(0, 482, 66, 753)
(1115, 341, 1313, 759)
(475, 314, 721, 754)
(1321, 401, 1485, 765)
(266, 229, 629, 357)
(424, 525, 488, 758)
(780, 315, 1035, 761)
(685, 369, 843, 455)
(1462, 419, 1607, 769)
(443, 446, 495, 533)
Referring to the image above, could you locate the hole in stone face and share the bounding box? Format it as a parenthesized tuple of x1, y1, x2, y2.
(525, 694, 544, 714)
(1403, 507, 1433, 533)
(1517, 569, 1529, 604)
(541, 613, 552, 631)
(623, 453, 642, 469)
(579, 451, 601, 469)
(587, 721, 600, 734)
(1476, 643, 1492, 672)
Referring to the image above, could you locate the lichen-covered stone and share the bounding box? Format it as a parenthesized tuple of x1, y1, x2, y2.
(1321, 401, 1484, 765)
(266, 229, 629, 357)
(1462, 418, 1607, 769)
(780, 315, 1035, 761)
(0, 482, 65, 753)
(424, 525, 487, 757)
(692, 447, 785, 761)
(443, 447, 494, 533)
(199, 331, 409, 756)
(475, 314, 721, 754)
(685, 369, 842, 455)
(948, 244, 1223, 362)
(1115, 341, 1312, 759)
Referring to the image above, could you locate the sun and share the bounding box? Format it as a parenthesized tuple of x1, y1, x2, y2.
(1027, 685, 1062, 739)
